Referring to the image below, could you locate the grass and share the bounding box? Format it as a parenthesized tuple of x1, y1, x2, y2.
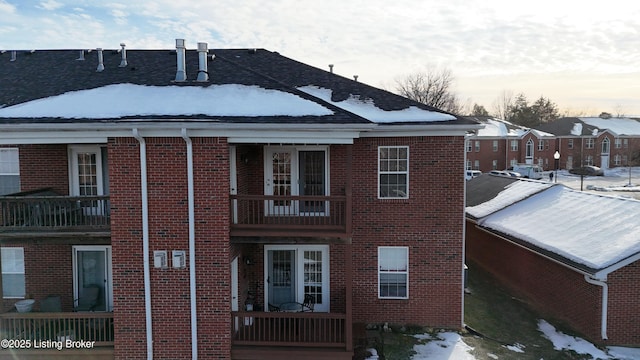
(365, 262, 600, 359)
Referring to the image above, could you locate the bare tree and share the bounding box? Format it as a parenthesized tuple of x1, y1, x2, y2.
(491, 90, 514, 120)
(394, 67, 462, 114)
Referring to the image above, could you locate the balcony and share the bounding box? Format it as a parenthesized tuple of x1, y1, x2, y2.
(230, 195, 351, 240)
(0, 311, 114, 360)
(0, 190, 110, 240)
(231, 311, 352, 359)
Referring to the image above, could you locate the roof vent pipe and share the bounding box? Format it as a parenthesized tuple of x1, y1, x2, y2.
(175, 39, 186, 82)
(10, 51, 16, 62)
(196, 42, 209, 82)
(353, 75, 358, 82)
(119, 43, 127, 67)
(96, 48, 104, 72)
(328, 64, 334, 73)
(77, 50, 85, 61)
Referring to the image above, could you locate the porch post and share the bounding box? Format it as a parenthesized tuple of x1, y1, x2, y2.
(346, 146, 352, 235)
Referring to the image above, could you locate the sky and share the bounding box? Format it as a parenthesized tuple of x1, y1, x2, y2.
(1, 0, 640, 116)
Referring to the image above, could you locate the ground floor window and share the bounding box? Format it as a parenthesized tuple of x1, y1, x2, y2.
(378, 246, 408, 299)
(1, 247, 25, 298)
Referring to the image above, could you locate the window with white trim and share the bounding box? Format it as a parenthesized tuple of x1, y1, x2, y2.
(378, 247, 408, 299)
(492, 140, 498, 152)
(378, 146, 409, 199)
(0, 149, 20, 195)
(538, 140, 544, 151)
(567, 139, 573, 149)
(510, 140, 518, 151)
(474, 141, 480, 152)
(474, 160, 480, 170)
(615, 138, 622, 149)
(586, 138, 594, 149)
(2, 247, 25, 298)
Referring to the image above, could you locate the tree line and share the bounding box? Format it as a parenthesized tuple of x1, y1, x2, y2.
(393, 67, 622, 127)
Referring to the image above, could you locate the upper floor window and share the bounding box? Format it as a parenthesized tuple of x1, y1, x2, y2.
(586, 138, 595, 149)
(378, 146, 409, 199)
(538, 140, 544, 151)
(601, 138, 610, 154)
(474, 141, 480, 152)
(510, 140, 518, 151)
(0, 149, 20, 195)
(615, 138, 622, 149)
(2, 247, 25, 299)
(466, 141, 472, 152)
(378, 246, 408, 299)
(624, 139, 629, 148)
(567, 139, 573, 149)
(492, 140, 498, 152)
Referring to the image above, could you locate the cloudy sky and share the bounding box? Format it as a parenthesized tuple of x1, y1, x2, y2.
(2, 0, 639, 116)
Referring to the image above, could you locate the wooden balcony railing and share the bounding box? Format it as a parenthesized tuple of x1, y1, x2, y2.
(230, 195, 351, 238)
(0, 312, 114, 346)
(231, 311, 349, 348)
(0, 195, 110, 232)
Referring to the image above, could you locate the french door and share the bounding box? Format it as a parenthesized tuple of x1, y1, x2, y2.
(265, 245, 329, 312)
(264, 146, 328, 215)
(72, 246, 112, 311)
(69, 145, 108, 215)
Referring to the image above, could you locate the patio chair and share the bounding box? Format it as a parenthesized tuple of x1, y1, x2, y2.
(74, 285, 100, 311)
(301, 294, 314, 312)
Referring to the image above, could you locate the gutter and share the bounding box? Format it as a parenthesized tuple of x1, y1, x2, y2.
(132, 129, 153, 360)
(583, 275, 608, 340)
(181, 129, 199, 360)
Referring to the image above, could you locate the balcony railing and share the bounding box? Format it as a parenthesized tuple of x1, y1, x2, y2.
(231, 311, 349, 348)
(230, 195, 351, 238)
(0, 312, 114, 346)
(0, 195, 110, 233)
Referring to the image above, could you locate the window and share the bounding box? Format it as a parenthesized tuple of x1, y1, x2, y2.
(538, 140, 544, 151)
(567, 139, 573, 149)
(624, 139, 629, 148)
(586, 155, 594, 166)
(492, 160, 497, 170)
(566, 156, 573, 169)
(510, 140, 518, 151)
(615, 139, 622, 149)
(586, 138, 594, 149)
(378, 146, 409, 199)
(525, 139, 534, 158)
(492, 140, 498, 152)
(466, 160, 471, 170)
(474, 141, 480, 152)
(601, 138, 610, 154)
(474, 160, 480, 170)
(0, 149, 20, 195)
(378, 247, 408, 299)
(614, 155, 621, 166)
(2, 247, 25, 298)
(623, 155, 628, 165)
(466, 141, 472, 152)
(510, 159, 518, 168)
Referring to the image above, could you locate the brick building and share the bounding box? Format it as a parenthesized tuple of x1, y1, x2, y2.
(0, 41, 480, 359)
(464, 116, 555, 173)
(465, 175, 640, 346)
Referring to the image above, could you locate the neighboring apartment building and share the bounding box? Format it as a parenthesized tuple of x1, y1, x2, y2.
(0, 41, 481, 360)
(535, 116, 640, 170)
(464, 116, 555, 172)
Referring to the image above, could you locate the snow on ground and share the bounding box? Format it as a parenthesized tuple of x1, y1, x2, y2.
(364, 320, 640, 360)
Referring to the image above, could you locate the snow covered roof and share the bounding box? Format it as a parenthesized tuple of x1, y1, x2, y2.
(470, 182, 640, 274)
(0, 48, 473, 129)
(467, 117, 553, 138)
(466, 180, 553, 218)
(537, 117, 640, 137)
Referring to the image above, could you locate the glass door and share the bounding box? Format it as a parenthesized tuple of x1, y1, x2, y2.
(265, 245, 329, 312)
(73, 246, 112, 311)
(264, 148, 296, 215)
(299, 150, 326, 213)
(69, 145, 107, 216)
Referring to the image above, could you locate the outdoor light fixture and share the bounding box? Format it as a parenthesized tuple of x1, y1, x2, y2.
(553, 151, 560, 183)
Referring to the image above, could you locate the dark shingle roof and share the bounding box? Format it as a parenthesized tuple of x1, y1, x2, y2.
(535, 117, 598, 136)
(0, 48, 478, 126)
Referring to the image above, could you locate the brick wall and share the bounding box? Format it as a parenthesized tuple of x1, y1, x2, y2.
(1, 243, 73, 312)
(466, 221, 603, 343)
(18, 144, 69, 194)
(606, 261, 640, 345)
(109, 136, 232, 359)
(351, 136, 465, 329)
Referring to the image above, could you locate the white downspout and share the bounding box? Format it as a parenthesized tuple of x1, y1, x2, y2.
(132, 129, 153, 360)
(584, 275, 608, 340)
(181, 129, 198, 360)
